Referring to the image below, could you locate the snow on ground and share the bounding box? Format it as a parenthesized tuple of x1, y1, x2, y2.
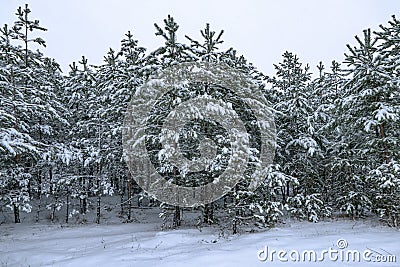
(1, 211, 399, 267)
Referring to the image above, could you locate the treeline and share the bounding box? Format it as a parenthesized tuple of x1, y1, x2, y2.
(0, 5, 399, 232)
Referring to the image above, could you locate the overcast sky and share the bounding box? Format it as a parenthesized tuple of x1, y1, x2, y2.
(1, 0, 399, 76)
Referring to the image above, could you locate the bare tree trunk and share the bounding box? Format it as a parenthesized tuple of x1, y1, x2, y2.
(173, 206, 181, 227)
(232, 214, 238, 235)
(286, 181, 290, 199)
(65, 189, 70, 223)
(80, 196, 87, 215)
(232, 186, 239, 234)
(36, 171, 42, 222)
(13, 204, 20, 223)
(172, 138, 181, 227)
(119, 175, 125, 216)
(36, 195, 41, 222)
(203, 203, 214, 224)
(127, 172, 132, 222)
(120, 192, 124, 216)
(96, 193, 101, 224)
(51, 196, 58, 222)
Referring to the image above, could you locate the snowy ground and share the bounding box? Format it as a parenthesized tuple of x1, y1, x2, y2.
(1, 210, 399, 267)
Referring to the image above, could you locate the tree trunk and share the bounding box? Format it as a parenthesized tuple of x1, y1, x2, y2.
(81, 197, 87, 215)
(36, 171, 42, 223)
(173, 206, 181, 227)
(96, 194, 101, 224)
(119, 175, 125, 216)
(13, 203, 20, 223)
(203, 203, 214, 224)
(36, 195, 41, 223)
(232, 217, 238, 234)
(65, 190, 70, 223)
(120, 192, 124, 216)
(51, 197, 57, 222)
(127, 172, 132, 222)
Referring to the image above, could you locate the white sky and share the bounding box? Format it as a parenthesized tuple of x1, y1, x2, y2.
(1, 0, 399, 76)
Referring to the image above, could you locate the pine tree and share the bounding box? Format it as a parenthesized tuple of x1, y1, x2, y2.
(95, 31, 148, 222)
(0, 5, 67, 223)
(337, 28, 399, 221)
(368, 18, 400, 225)
(310, 61, 346, 209)
(185, 23, 225, 225)
(151, 15, 195, 227)
(267, 52, 330, 222)
(64, 57, 97, 222)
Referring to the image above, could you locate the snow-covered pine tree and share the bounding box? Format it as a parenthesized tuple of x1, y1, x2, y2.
(185, 23, 225, 225)
(267, 52, 329, 222)
(309, 61, 344, 209)
(366, 19, 400, 225)
(31, 56, 70, 223)
(337, 28, 399, 221)
(95, 31, 148, 222)
(64, 57, 98, 222)
(0, 5, 67, 223)
(151, 15, 195, 228)
(215, 47, 275, 232)
(371, 16, 400, 227)
(0, 24, 34, 223)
